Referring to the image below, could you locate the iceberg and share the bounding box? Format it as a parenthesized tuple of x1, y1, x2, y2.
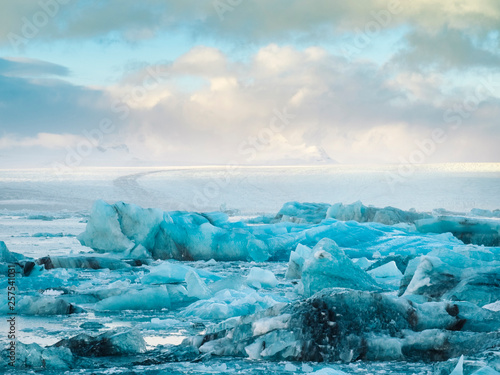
(285, 243, 314, 279)
(53, 328, 146, 357)
(78, 200, 485, 263)
(0, 342, 74, 370)
(95, 285, 176, 311)
(326, 201, 432, 225)
(400, 248, 500, 305)
(192, 288, 500, 362)
(273, 201, 331, 224)
(36, 255, 131, 270)
(186, 270, 212, 299)
(300, 239, 381, 296)
(415, 216, 500, 246)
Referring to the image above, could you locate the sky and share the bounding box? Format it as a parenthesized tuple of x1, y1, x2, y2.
(0, 0, 499, 168)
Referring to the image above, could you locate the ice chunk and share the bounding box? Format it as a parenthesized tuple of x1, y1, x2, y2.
(53, 328, 146, 356)
(95, 286, 172, 311)
(36, 255, 130, 270)
(247, 267, 278, 289)
(6, 295, 85, 315)
(300, 239, 380, 296)
(78, 200, 135, 252)
(186, 270, 212, 299)
(471, 367, 500, 374)
(285, 243, 314, 279)
(482, 301, 500, 311)
(415, 215, 500, 246)
(326, 201, 431, 225)
(311, 369, 350, 375)
(470, 208, 500, 218)
(113, 201, 164, 249)
(450, 355, 464, 375)
(400, 249, 500, 305)
(142, 261, 191, 284)
(0, 241, 23, 263)
(181, 288, 281, 320)
(368, 261, 403, 279)
(274, 201, 331, 224)
(0, 342, 74, 370)
(353, 257, 375, 270)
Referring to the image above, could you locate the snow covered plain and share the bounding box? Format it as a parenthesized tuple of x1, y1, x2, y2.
(0, 164, 499, 374)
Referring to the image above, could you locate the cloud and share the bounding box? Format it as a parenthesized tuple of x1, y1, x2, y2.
(0, 57, 69, 76)
(1, 44, 499, 167)
(0, 59, 114, 137)
(2, 1, 499, 44)
(391, 28, 500, 71)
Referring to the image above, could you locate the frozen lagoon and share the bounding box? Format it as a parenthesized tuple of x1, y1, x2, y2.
(0, 165, 499, 374)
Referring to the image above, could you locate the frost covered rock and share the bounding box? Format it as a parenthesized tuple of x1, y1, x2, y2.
(53, 328, 146, 357)
(192, 288, 500, 362)
(300, 239, 380, 296)
(246, 267, 278, 289)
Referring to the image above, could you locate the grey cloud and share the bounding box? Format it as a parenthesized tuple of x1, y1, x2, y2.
(392, 27, 500, 71)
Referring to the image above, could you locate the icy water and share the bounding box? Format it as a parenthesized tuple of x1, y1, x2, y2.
(0, 164, 499, 374)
